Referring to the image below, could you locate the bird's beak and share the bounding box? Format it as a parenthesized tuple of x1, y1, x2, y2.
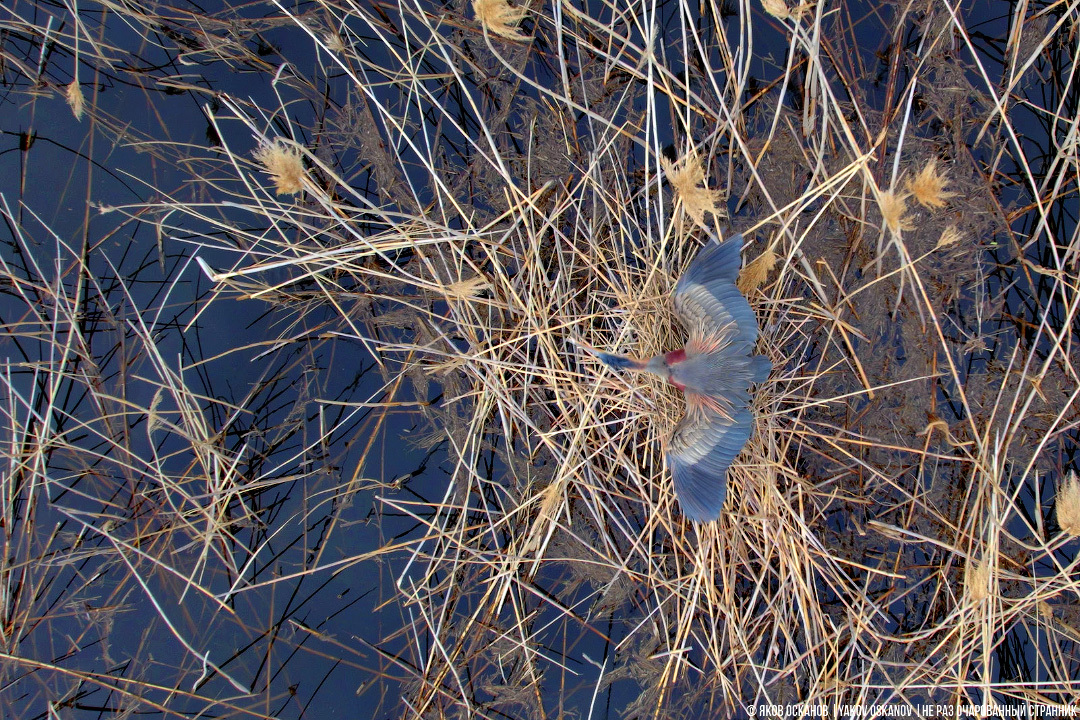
(596, 352, 642, 371)
(568, 338, 644, 372)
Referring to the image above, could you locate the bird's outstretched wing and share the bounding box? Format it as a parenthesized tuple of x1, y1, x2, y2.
(667, 405, 754, 522)
(673, 233, 758, 349)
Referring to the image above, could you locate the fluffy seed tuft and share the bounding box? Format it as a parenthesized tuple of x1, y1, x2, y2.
(738, 246, 777, 293)
(761, 0, 812, 20)
(907, 159, 956, 209)
(661, 150, 722, 225)
(964, 558, 991, 602)
(879, 189, 913, 236)
(473, 0, 529, 41)
(935, 225, 963, 250)
(65, 81, 85, 120)
(254, 140, 306, 196)
(1057, 471, 1080, 536)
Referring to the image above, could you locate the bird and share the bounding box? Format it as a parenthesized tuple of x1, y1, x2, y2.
(591, 233, 770, 522)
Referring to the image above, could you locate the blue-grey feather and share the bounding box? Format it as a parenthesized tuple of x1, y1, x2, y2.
(668, 409, 754, 522)
(676, 233, 743, 288)
(674, 240, 760, 345)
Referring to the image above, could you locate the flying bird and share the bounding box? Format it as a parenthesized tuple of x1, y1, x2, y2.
(593, 233, 770, 522)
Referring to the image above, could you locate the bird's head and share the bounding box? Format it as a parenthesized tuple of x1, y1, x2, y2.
(644, 354, 671, 380)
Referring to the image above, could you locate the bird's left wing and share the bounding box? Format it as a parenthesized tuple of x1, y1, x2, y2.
(666, 405, 754, 522)
(673, 233, 759, 349)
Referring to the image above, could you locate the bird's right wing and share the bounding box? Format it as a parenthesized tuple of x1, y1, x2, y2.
(673, 233, 759, 348)
(666, 404, 755, 522)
